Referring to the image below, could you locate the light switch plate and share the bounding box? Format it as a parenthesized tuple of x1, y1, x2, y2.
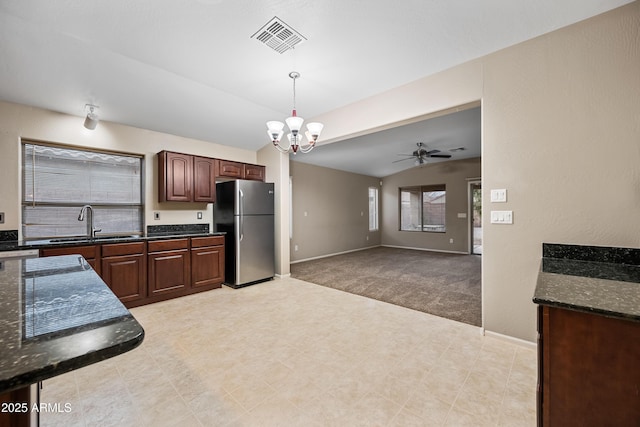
(491, 210, 513, 224)
(490, 189, 507, 203)
(0, 212, 4, 224)
(154, 212, 160, 220)
(197, 212, 203, 220)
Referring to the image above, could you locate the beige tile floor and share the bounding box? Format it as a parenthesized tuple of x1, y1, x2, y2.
(40, 277, 537, 426)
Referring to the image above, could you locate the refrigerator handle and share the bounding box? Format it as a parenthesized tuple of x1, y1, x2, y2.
(239, 189, 244, 241)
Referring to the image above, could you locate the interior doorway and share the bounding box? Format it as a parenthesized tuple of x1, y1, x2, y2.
(469, 181, 482, 255)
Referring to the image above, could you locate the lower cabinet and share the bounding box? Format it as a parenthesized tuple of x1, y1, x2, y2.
(40, 236, 225, 308)
(537, 305, 640, 426)
(100, 242, 147, 304)
(191, 236, 225, 289)
(147, 238, 190, 297)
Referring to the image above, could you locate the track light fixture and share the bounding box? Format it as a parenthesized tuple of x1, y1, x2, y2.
(84, 104, 99, 130)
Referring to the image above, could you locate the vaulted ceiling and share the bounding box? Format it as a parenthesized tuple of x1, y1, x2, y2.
(0, 1, 632, 175)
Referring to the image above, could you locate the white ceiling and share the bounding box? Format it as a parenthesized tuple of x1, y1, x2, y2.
(0, 0, 632, 175)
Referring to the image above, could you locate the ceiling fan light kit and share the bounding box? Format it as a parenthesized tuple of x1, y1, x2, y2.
(268, 71, 323, 155)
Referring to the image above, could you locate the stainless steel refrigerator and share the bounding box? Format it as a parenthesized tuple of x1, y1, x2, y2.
(214, 180, 275, 288)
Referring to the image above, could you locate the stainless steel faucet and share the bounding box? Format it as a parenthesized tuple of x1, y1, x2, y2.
(78, 205, 102, 239)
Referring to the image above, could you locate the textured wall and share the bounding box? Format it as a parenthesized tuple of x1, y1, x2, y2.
(310, 2, 640, 342)
(481, 2, 640, 340)
(290, 161, 381, 262)
(381, 158, 481, 253)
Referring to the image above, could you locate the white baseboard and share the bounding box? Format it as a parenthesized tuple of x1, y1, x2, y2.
(381, 244, 469, 255)
(481, 328, 537, 349)
(274, 273, 291, 279)
(290, 245, 382, 264)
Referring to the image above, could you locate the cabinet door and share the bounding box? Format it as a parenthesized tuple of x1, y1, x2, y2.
(193, 156, 216, 202)
(216, 160, 243, 178)
(191, 245, 224, 288)
(101, 253, 146, 303)
(244, 164, 265, 181)
(148, 249, 190, 296)
(159, 151, 193, 202)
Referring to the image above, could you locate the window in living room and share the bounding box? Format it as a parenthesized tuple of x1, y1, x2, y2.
(368, 187, 379, 231)
(22, 141, 144, 240)
(399, 184, 446, 232)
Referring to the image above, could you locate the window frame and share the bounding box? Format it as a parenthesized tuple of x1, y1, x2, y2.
(21, 140, 145, 241)
(399, 184, 446, 233)
(368, 186, 379, 232)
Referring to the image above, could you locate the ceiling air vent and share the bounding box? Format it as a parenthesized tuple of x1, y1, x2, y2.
(251, 17, 306, 54)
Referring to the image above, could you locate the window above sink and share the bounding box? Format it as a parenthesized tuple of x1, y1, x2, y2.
(22, 141, 144, 241)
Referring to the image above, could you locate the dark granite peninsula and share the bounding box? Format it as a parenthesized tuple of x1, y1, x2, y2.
(0, 255, 144, 426)
(533, 243, 640, 427)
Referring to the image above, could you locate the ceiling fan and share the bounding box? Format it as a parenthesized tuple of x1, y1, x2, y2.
(393, 142, 452, 165)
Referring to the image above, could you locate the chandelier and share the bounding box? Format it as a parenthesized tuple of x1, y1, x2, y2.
(267, 71, 323, 154)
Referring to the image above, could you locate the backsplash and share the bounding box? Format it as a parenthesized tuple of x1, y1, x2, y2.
(147, 224, 209, 237)
(0, 230, 18, 242)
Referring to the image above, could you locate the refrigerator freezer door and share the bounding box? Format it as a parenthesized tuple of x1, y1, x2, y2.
(235, 180, 275, 216)
(234, 214, 275, 285)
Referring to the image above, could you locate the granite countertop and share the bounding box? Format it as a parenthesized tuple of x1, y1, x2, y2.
(533, 243, 640, 322)
(0, 231, 226, 252)
(0, 255, 145, 394)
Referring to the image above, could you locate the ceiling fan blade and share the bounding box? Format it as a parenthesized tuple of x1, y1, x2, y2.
(425, 149, 441, 155)
(392, 157, 414, 163)
(428, 154, 452, 158)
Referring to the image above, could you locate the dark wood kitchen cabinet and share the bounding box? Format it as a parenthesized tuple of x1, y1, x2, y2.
(158, 151, 216, 203)
(216, 159, 243, 179)
(40, 244, 101, 275)
(216, 159, 265, 181)
(244, 163, 265, 181)
(537, 305, 640, 426)
(190, 236, 225, 289)
(193, 155, 217, 202)
(101, 242, 147, 304)
(147, 238, 190, 298)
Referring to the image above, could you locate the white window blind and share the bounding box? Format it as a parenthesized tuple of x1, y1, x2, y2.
(22, 142, 143, 240)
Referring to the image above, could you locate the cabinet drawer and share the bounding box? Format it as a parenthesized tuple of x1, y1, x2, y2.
(102, 241, 146, 257)
(244, 164, 265, 181)
(41, 245, 99, 260)
(191, 235, 224, 248)
(148, 238, 189, 253)
(217, 160, 243, 178)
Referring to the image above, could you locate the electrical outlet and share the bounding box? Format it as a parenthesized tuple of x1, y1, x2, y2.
(450, 238, 454, 244)
(197, 212, 203, 220)
(154, 212, 160, 220)
(294, 244, 299, 251)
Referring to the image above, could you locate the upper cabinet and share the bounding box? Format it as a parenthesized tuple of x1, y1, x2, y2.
(158, 151, 216, 203)
(217, 159, 265, 181)
(158, 151, 265, 203)
(216, 160, 243, 179)
(193, 155, 217, 202)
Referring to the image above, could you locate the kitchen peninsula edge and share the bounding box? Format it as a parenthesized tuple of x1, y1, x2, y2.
(0, 255, 144, 426)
